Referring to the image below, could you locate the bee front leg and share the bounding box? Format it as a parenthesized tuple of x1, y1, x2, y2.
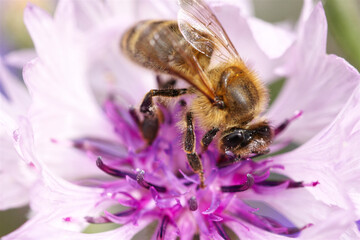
(184, 112, 205, 188)
(201, 127, 219, 153)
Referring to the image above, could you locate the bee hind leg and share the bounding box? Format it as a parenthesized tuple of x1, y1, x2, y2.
(184, 112, 205, 188)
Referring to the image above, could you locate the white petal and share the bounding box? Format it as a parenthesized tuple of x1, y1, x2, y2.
(268, 3, 360, 142)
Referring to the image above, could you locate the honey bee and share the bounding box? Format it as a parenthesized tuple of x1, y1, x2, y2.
(121, 0, 273, 187)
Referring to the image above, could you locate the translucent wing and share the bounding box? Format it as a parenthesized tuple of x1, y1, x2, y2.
(178, 0, 240, 64)
(121, 20, 216, 101)
(164, 25, 216, 100)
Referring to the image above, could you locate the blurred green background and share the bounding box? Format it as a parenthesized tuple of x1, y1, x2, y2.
(1, 0, 359, 238)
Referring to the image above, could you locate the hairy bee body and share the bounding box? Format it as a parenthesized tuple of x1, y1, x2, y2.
(121, 20, 268, 133)
(121, 20, 210, 80)
(121, 0, 273, 187)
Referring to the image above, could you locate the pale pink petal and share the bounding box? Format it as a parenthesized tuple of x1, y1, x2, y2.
(54, 0, 109, 32)
(247, 18, 294, 59)
(226, 221, 291, 240)
(3, 213, 152, 240)
(23, 58, 113, 179)
(0, 61, 34, 209)
(3, 49, 37, 69)
(272, 85, 360, 217)
(241, 187, 354, 236)
(0, 131, 33, 209)
(211, 4, 293, 83)
(268, 3, 360, 142)
(339, 223, 360, 240)
(3, 165, 152, 239)
(0, 59, 30, 115)
(209, 0, 254, 16)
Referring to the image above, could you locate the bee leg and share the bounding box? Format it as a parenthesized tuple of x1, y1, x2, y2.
(129, 107, 159, 145)
(140, 88, 188, 114)
(201, 127, 220, 153)
(156, 75, 177, 89)
(138, 88, 187, 145)
(184, 112, 205, 188)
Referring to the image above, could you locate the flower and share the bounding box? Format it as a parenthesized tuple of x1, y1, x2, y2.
(2, 0, 360, 239)
(0, 58, 35, 210)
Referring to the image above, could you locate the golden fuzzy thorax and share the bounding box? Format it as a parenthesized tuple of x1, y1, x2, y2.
(191, 62, 269, 132)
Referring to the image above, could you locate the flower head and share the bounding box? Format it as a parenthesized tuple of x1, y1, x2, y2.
(2, 0, 360, 239)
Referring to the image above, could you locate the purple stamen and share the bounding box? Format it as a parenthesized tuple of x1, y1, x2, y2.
(96, 157, 136, 179)
(356, 220, 360, 231)
(257, 180, 319, 189)
(136, 170, 167, 193)
(213, 221, 230, 240)
(73, 137, 128, 160)
(234, 201, 313, 236)
(97, 157, 167, 192)
(221, 174, 254, 193)
(157, 215, 170, 240)
(85, 216, 110, 224)
(275, 110, 303, 136)
(85, 209, 136, 224)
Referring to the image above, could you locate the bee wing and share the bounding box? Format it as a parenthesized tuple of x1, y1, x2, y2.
(178, 0, 240, 63)
(163, 26, 216, 100)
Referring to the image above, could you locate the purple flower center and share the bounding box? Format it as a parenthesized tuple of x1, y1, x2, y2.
(66, 97, 317, 238)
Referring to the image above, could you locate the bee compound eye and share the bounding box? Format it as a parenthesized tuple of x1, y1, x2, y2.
(222, 130, 250, 149)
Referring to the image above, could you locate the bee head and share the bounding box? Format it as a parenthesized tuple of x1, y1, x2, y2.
(220, 122, 273, 157)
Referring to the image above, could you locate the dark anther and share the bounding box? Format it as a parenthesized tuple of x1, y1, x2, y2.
(221, 174, 254, 192)
(274, 119, 289, 136)
(96, 157, 167, 192)
(257, 180, 319, 189)
(85, 208, 136, 224)
(188, 196, 198, 211)
(96, 157, 136, 179)
(157, 215, 170, 240)
(274, 111, 303, 136)
(213, 221, 230, 240)
(136, 170, 167, 193)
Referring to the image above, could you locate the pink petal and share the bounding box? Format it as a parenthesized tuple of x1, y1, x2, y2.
(3, 212, 153, 240)
(268, 3, 360, 142)
(226, 221, 291, 240)
(3, 49, 37, 69)
(0, 60, 30, 115)
(212, 4, 294, 83)
(23, 57, 116, 179)
(272, 85, 360, 217)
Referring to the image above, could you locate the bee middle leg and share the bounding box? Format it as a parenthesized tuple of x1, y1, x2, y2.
(156, 75, 177, 89)
(140, 88, 188, 114)
(184, 112, 205, 188)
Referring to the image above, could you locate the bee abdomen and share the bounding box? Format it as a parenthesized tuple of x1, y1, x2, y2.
(121, 20, 185, 73)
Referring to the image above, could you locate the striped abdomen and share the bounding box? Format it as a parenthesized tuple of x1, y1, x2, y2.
(121, 20, 210, 80)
